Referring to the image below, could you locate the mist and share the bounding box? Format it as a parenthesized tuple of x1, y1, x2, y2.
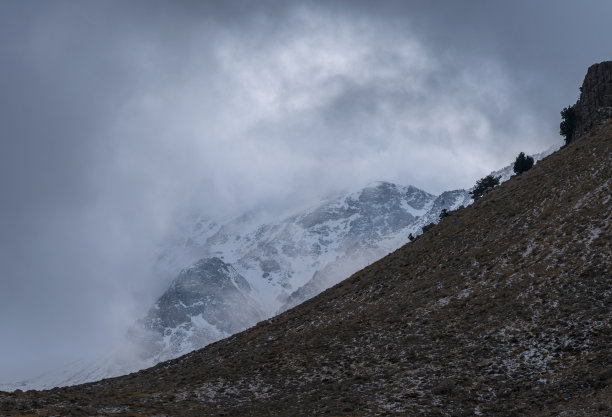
(1, 0, 611, 380)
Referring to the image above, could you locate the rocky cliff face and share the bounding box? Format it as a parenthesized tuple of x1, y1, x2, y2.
(131, 257, 265, 362)
(573, 61, 612, 140)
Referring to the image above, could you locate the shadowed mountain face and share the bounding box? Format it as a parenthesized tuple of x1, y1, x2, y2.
(131, 257, 265, 362)
(3, 69, 612, 415)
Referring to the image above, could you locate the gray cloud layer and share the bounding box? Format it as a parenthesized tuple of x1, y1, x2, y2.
(1, 0, 610, 378)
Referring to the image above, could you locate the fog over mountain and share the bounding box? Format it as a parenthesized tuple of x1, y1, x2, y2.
(1, 0, 611, 381)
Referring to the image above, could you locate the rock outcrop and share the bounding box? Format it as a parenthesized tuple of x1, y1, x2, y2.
(132, 257, 265, 362)
(573, 61, 612, 140)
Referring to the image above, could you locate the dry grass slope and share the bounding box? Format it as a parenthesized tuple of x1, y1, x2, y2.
(1, 122, 611, 416)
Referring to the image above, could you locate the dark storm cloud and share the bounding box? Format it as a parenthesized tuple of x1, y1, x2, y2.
(1, 0, 611, 379)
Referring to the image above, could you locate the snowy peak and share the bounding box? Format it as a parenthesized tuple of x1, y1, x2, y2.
(133, 181, 449, 364)
(135, 257, 265, 362)
(294, 182, 434, 245)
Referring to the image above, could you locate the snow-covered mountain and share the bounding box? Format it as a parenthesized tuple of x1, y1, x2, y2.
(139, 181, 472, 362)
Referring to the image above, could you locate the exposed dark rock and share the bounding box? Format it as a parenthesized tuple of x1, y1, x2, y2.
(131, 257, 265, 361)
(433, 379, 455, 395)
(573, 61, 612, 140)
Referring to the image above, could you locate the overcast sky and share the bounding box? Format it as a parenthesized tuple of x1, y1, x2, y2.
(1, 0, 610, 380)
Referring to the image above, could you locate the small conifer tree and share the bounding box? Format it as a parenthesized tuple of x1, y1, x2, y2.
(439, 209, 450, 221)
(513, 152, 534, 174)
(560, 105, 577, 144)
(470, 175, 501, 199)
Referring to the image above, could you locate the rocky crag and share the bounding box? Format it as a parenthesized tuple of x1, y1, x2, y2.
(130, 257, 266, 363)
(573, 61, 612, 140)
(1, 65, 611, 416)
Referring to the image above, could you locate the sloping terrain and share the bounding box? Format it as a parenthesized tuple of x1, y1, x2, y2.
(2, 111, 610, 416)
